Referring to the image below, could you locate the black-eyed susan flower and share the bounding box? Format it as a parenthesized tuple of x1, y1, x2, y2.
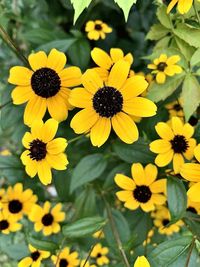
(151, 206, 183, 235)
(80, 260, 96, 267)
(115, 163, 166, 212)
(29, 201, 65, 236)
(91, 47, 133, 81)
(165, 99, 184, 119)
(69, 61, 157, 147)
(180, 144, 200, 202)
(8, 48, 81, 126)
(90, 243, 109, 266)
(2, 183, 37, 220)
(85, 20, 112, 40)
(187, 197, 200, 214)
(0, 210, 22, 234)
(51, 247, 80, 267)
(21, 118, 68, 185)
(18, 244, 50, 267)
(167, 0, 200, 14)
(148, 54, 182, 84)
(93, 230, 104, 239)
(134, 256, 150, 267)
(150, 117, 196, 174)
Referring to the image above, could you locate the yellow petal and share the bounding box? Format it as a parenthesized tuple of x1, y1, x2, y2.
(150, 140, 171, 153)
(184, 138, 196, 160)
(82, 69, 103, 94)
(194, 144, 200, 162)
(180, 163, 200, 182)
(18, 257, 32, 267)
(46, 153, 68, 170)
(46, 48, 66, 72)
(144, 164, 158, 185)
(12, 86, 34, 104)
(151, 194, 166, 205)
(167, 0, 178, 13)
(187, 182, 200, 202)
(155, 150, 174, 167)
(114, 174, 135, 190)
(112, 112, 139, 144)
(69, 87, 92, 108)
(28, 51, 47, 71)
(155, 122, 174, 140)
(150, 179, 166, 193)
(59, 66, 82, 87)
(156, 72, 166, 84)
(178, 0, 193, 14)
(108, 60, 130, 90)
(47, 94, 68, 122)
(47, 138, 67, 154)
(120, 76, 148, 99)
(134, 256, 150, 267)
(91, 48, 112, 69)
(116, 190, 133, 201)
(41, 118, 58, 143)
(90, 117, 111, 147)
(22, 132, 33, 149)
(8, 66, 33, 86)
(171, 116, 183, 135)
(110, 48, 124, 63)
(31, 120, 43, 139)
(167, 55, 180, 65)
(124, 198, 139, 210)
(37, 161, 52, 185)
(70, 108, 99, 134)
(123, 97, 157, 117)
(131, 163, 146, 185)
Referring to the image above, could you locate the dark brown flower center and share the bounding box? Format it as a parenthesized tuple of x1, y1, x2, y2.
(173, 103, 182, 111)
(157, 62, 167, 71)
(59, 259, 69, 267)
(188, 116, 198, 126)
(93, 86, 123, 118)
(31, 251, 40, 261)
(29, 139, 47, 161)
(42, 213, 54, 226)
(187, 207, 197, 214)
(31, 67, 61, 98)
(170, 135, 189, 153)
(97, 253, 102, 258)
(8, 200, 23, 213)
(162, 219, 169, 226)
(95, 24, 102, 30)
(0, 220, 9, 230)
(133, 185, 152, 203)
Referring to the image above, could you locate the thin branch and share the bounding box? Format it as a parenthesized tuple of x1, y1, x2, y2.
(193, 2, 200, 25)
(185, 238, 195, 267)
(68, 134, 85, 144)
(0, 24, 29, 66)
(101, 193, 130, 267)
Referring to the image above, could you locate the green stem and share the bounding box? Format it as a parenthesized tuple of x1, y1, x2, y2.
(194, 1, 200, 25)
(0, 100, 12, 109)
(185, 238, 196, 267)
(0, 24, 29, 66)
(101, 193, 130, 267)
(68, 134, 85, 144)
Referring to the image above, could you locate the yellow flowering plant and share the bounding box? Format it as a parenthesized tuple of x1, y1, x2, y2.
(0, 0, 200, 267)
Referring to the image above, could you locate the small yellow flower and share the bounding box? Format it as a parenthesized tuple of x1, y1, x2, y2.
(51, 247, 80, 267)
(151, 206, 183, 235)
(148, 54, 182, 84)
(180, 144, 200, 202)
(134, 256, 150, 267)
(85, 20, 112, 40)
(8, 48, 81, 126)
(150, 117, 196, 173)
(0, 148, 11, 156)
(91, 47, 133, 81)
(18, 244, 50, 267)
(165, 99, 184, 119)
(2, 183, 37, 220)
(93, 230, 105, 239)
(29, 201, 65, 236)
(167, 0, 200, 14)
(0, 210, 22, 234)
(90, 243, 109, 266)
(115, 163, 166, 212)
(21, 118, 68, 185)
(69, 61, 157, 147)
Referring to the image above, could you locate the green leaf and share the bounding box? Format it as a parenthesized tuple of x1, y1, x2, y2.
(70, 154, 107, 193)
(190, 47, 200, 66)
(173, 24, 200, 48)
(146, 24, 169, 41)
(184, 213, 200, 238)
(149, 236, 193, 267)
(53, 170, 71, 201)
(167, 176, 187, 221)
(182, 74, 200, 120)
(62, 216, 106, 238)
(174, 37, 196, 62)
(112, 138, 155, 164)
(71, 0, 92, 23)
(147, 73, 185, 102)
(28, 237, 59, 252)
(156, 6, 172, 29)
(37, 38, 76, 52)
(114, 0, 137, 21)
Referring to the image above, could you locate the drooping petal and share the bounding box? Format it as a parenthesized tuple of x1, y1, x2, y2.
(47, 94, 68, 122)
(155, 150, 174, 167)
(37, 160, 52, 185)
(156, 72, 166, 84)
(90, 117, 111, 147)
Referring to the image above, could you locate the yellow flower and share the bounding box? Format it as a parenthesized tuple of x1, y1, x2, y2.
(115, 163, 166, 212)
(85, 20, 112, 40)
(152, 206, 183, 235)
(93, 230, 105, 239)
(91, 47, 133, 81)
(90, 243, 109, 266)
(29, 201, 65, 236)
(21, 118, 68, 185)
(69, 61, 157, 147)
(0, 210, 22, 234)
(167, 0, 200, 14)
(165, 99, 184, 119)
(150, 117, 196, 174)
(2, 183, 37, 220)
(148, 54, 182, 84)
(180, 144, 200, 202)
(51, 247, 80, 267)
(80, 260, 97, 267)
(0, 148, 11, 156)
(18, 244, 50, 267)
(187, 197, 200, 214)
(8, 48, 81, 126)
(134, 256, 150, 267)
